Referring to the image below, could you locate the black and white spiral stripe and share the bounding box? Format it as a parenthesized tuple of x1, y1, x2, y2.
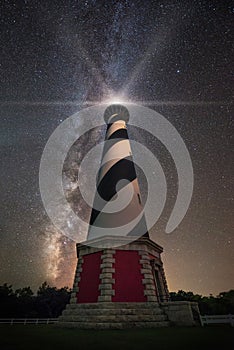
(88, 105, 149, 239)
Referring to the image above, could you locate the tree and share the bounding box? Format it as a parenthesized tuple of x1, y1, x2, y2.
(0, 282, 71, 318)
(36, 282, 71, 317)
(15, 286, 35, 317)
(0, 283, 18, 317)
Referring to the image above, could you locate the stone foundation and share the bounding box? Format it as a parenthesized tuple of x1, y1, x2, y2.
(58, 301, 200, 329)
(58, 302, 169, 329)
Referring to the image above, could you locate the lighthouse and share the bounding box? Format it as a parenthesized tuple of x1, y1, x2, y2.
(58, 104, 200, 328)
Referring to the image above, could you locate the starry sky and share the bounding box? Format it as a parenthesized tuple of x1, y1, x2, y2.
(0, 0, 233, 296)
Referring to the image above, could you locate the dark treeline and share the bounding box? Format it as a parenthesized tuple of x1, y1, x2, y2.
(0, 283, 233, 318)
(0, 282, 71, 318)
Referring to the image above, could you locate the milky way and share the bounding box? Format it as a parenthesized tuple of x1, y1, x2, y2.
(0, 1, 233, 295)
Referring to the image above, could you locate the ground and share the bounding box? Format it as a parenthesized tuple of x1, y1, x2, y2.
(0, 325, 233, 350)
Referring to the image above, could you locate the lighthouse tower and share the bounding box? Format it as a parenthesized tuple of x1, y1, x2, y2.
(59, 105, 199, 328)
(88, 104, 149, 241)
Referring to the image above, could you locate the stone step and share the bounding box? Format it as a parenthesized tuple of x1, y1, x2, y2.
(60, 314, 167, 323)
(63, 307, 164, 316)
(67, 302, 161, 310)
(57, 321, 170, 329)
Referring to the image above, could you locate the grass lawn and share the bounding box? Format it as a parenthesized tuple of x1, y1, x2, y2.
(0, 325, 233, 350)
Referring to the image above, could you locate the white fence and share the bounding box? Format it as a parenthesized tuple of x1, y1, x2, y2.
(0, 316, 233, 326)
(201, 315, 234, 327)
(0, 318, 58, 325)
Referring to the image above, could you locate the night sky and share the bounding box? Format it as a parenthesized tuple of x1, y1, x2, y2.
(0, 0, 233, 296)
